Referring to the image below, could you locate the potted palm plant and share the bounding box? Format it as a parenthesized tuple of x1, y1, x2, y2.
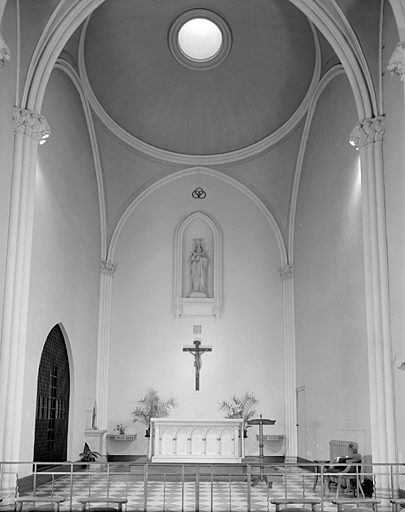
(132, 387, 178, 437)
(218, 391, 259, 437)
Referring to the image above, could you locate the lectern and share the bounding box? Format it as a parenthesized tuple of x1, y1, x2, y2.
(247, 415, 276, 486)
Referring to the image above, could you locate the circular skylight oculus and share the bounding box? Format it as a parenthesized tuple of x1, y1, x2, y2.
(178, 18, 222, 61)
(169, 10, 232, 70)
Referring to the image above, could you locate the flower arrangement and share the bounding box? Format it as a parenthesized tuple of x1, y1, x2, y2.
(218, 391, 259, 430)
(114, 423, 127, 435)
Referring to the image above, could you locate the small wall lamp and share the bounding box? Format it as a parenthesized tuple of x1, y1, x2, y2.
(39, 133, 50, 145)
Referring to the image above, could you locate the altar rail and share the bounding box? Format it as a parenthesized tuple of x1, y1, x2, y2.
(0, 461, 404, 511)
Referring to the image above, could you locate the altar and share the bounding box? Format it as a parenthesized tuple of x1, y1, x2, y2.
(150, 418, 244, 463)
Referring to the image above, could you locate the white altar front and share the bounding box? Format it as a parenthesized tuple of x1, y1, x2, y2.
(150, 418, 244, 463)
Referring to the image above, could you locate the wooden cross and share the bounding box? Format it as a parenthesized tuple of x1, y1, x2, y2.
(183, 339, 212, 391)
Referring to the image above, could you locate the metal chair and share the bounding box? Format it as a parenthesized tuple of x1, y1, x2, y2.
(326, 455, 364, 498)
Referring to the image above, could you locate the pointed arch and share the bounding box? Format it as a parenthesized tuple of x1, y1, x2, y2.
(173, 211, 223, 318)
(33, 324, 70, 464)
(109, 167, 287, 266)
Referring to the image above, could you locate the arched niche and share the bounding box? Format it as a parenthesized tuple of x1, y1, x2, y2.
(173, 212, 223, 318)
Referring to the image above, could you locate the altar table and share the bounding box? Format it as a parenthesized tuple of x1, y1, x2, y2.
(150, 418, 244, 463)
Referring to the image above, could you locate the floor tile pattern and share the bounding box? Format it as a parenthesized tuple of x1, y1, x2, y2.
(1, 465, 389, 512)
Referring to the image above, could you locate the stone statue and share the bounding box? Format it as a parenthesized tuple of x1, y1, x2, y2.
(189, 238, 210, 296)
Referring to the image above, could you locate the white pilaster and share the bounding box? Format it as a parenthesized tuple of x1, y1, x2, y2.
(0, 109, 50, 484)
(279, 264, 297, 463)
(96, 259, 117, 429)
(350, 116, 396, 496)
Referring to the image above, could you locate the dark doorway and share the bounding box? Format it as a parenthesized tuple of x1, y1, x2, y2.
(33, 324, 70, 465)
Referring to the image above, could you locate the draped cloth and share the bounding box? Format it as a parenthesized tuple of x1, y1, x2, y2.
(189, 238, 210, 295)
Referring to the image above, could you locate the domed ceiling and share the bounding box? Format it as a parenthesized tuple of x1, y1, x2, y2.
(83, 0, 316, 156)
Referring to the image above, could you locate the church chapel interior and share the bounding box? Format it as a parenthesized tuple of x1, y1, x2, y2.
(2, 0, 405, 491)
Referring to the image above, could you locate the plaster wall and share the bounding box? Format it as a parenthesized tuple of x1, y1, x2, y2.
(96, 120, 301, 244)
(294, 74, 370, 461)
(382, 3, 405, 466)
(0, 2, 17, 349)
(20, 69, 101, 462)
(108, 171, 285, 457)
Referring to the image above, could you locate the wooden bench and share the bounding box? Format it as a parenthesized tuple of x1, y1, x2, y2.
(271, 498, 321, 512)
(332, 497, 380, 512)
(15, 496, 65, 511)
(77, 497, 128, 511)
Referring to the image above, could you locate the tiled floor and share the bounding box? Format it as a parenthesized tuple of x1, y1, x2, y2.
(0, 465, 390, 511)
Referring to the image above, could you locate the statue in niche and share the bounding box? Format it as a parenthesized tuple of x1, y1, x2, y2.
(189, 238, 210, 297)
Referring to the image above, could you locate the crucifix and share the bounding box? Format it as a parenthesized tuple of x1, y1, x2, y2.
(183, 339, 212, 391)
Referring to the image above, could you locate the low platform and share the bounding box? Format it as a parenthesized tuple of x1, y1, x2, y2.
(128, 456, 284, 483)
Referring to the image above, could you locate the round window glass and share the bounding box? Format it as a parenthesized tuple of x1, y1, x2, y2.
(178, 18, 222, 61)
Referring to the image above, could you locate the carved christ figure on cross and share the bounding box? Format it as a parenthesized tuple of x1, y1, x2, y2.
(183, 339, 212, 391)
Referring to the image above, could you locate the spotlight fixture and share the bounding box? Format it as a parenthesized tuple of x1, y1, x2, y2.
(39, 133, 50, 145)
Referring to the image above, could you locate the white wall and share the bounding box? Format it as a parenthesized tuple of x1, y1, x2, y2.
(20, 69, 101, 462)
(108, 170, 285, 456)
(382, 3, 405, 466)
(294, 73, 371, 461)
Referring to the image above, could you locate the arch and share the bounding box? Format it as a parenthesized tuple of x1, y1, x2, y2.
(54, 57, 107, 258)
(58, 323, 75, 460)
(23, 0, 105, 111)
(109, 167, 287, 267)
(33, 324, 70, 464)
(22, 0, 376, 137)
(288, 0, 377, 119)
(173, 211, 223, 318)
(388, 0, 405, 41)
(288, 65, 346, 261)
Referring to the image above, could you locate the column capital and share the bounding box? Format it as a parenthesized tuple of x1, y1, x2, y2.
(100, 259, 117, 276)
(0, 31, 11, 68)
(279, 264, 295, 280)
(388, 41, 405, 82)
(349, 116, 385, 150)
(13, 107, 51, 141)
